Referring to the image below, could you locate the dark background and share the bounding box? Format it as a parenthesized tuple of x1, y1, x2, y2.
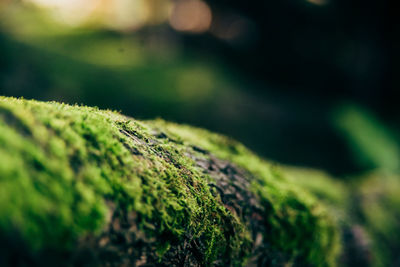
(0, 0, 399, 175)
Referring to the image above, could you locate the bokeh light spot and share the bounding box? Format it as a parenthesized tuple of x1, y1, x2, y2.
(169, 0, 212, 33)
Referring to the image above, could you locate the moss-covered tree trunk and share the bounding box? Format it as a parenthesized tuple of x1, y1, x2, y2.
(0, 97, 399, 266)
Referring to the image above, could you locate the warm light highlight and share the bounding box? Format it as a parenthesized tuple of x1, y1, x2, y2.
(22, 0, 172, 30)
(169, 0, 212, 33)
(102, 0, 148, 31)
(24, 0, 99, 26)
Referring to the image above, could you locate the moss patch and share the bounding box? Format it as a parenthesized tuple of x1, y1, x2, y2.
(0, 97, 343, 266)
(148, 120, 341, 266)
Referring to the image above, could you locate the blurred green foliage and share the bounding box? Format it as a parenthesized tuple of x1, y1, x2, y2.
(333, 104, 400, 172)
(1, 1, 399, 175)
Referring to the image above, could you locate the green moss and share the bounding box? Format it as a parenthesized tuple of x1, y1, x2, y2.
(0, 97, 251, 265)
(0, 97, 342, 266)
(150, 120, 341, 266)
(354, 171, 400, 266)
(283, 167, 351, 221)
(277, 166, 400, 266)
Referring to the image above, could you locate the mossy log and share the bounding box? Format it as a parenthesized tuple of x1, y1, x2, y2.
(0, 97, 398, 266)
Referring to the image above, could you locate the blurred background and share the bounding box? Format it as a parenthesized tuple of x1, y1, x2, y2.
(0, 0, 399, 176)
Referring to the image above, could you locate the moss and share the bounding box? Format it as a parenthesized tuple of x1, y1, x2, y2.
(149, 120, 341, 266)
(283, 167, 351, 222)
(278, 166, 400, 267)
(0, 96, 360, 266)
(353, 171, 400, 266)
(0, 97, 256, 266)
(151, 120, 400, 266)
